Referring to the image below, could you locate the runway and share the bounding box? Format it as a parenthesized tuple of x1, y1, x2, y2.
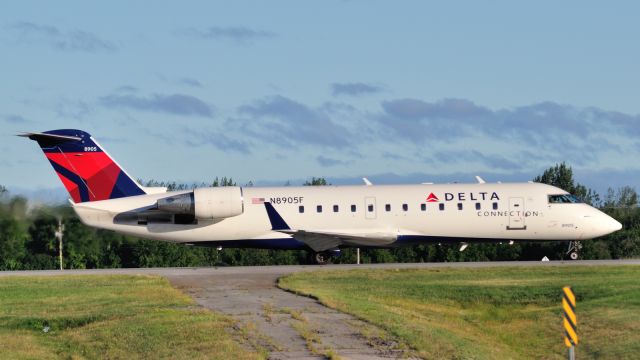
(2, 259, 638, 278)
(2, 260, 638, 359)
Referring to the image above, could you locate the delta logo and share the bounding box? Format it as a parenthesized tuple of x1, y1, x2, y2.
(426, 192, 501, 202)
(426, 193, 439, 202)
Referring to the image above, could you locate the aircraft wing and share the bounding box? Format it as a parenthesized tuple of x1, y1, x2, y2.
(264, 202, 397, 251)
(278, 229, 342, 252)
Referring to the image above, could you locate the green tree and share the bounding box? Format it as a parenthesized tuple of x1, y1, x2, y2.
(0, 192, 28, 269)
(533, 162, 599, 205)
(212, 177, 236, 187)
(303, 177, 329, 186)
(7, 196, 28, 220)
(610, 186, 638, 208)
(24, 212, 58, 269)
(0, 217, 28, 270)
(63, 217, 103, 269)
(598, 186, 640, 259)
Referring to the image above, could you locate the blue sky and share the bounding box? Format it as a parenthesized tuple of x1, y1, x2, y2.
(1, 1, 639, 200)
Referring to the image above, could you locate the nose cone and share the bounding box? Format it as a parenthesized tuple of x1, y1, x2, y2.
(607, 216, 623, 232)
(591, 212, 622, 237)
(603, 215, 622, 234)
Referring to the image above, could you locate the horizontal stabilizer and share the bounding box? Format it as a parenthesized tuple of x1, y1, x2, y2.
(18, 132, 82, 144)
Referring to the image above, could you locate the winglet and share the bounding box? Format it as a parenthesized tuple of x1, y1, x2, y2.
(264, 202, 291, 230)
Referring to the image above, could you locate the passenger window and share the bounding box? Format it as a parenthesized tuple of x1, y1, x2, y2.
(475, 202, 481, 210)
(368, 204, 374, 212)
(317, 205, 323, 213)
(439, 203, 445, 211)
(492, 202, 498, 210)
(421, 203, 426, 211)
(457, 203, 463, 210)
(351, 204, 356, 212)
(299, 205, 304, 213)
(385, 204, 391, 212)
(402, 204, 408, 211)
(333, 205, 339, 213)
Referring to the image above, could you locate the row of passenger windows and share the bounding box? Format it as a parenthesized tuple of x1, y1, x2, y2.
(299, 202, 500, 213)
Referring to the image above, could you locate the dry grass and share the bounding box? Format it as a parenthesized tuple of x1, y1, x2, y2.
(279, 307, 307, 322)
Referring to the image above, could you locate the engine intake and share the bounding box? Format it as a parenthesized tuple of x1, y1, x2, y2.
(156, 187, 244, 220)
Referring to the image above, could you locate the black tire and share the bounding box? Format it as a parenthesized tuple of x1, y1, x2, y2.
(569, 251, 579, 260)
(314, 252, 331, 265)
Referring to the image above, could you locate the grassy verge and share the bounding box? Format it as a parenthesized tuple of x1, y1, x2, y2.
(0, 275, 261, 360)
(279, 265, 640, 360)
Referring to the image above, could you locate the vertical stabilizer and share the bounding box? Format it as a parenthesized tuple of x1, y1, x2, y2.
(21, 129, 146, 203)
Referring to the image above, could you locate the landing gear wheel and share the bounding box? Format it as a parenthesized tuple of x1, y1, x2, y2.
(566, 241, 582, 260)
(314, 252, 331, 265)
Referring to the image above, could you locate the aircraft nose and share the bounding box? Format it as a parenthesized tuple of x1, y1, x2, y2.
(582, 209, 622, 238)
(597, 212, 622, 235)
(607, 216, 623, 232)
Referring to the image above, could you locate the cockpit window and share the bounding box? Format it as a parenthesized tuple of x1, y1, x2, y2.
(548, 194, 583, 204)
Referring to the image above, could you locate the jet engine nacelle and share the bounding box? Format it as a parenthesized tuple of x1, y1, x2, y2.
(156, 187, 244, 220)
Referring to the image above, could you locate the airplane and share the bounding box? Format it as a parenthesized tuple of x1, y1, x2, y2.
(21, 129, 622, 264)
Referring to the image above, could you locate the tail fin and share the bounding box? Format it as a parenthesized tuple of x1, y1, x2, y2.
(21, 129, 146, 203)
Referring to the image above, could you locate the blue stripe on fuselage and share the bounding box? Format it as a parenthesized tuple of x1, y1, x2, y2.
(186, 236, 528, 251)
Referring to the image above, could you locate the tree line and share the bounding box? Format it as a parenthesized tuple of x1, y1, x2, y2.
(0, 165, 638, 270)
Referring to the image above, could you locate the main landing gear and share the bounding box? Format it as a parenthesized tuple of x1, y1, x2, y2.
(312, 250, 341, 265)
(567, 241, 582, 260)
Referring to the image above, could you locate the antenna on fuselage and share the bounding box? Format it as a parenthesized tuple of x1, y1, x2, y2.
(362, 177, 373, 186)
(475, 176, 486, 184)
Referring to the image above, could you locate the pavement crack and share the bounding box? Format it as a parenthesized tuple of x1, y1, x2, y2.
(166, 270, 417, 359)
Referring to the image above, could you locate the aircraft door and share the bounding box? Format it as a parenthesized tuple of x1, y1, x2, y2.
(364, 197, 376, 219)
(507, 197, 526, 230)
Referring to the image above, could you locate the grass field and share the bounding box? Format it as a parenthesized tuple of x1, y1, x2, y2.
(279, 265, 640, 360)
(0, 275, 260, 360)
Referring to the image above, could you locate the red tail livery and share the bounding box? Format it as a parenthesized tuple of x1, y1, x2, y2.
(21, 129, 145, 203)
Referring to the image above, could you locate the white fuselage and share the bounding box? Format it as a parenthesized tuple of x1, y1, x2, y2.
(72, 182, 622, 250)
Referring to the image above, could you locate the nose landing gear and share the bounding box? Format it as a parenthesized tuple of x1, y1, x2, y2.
(567, 241, 582, 260)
